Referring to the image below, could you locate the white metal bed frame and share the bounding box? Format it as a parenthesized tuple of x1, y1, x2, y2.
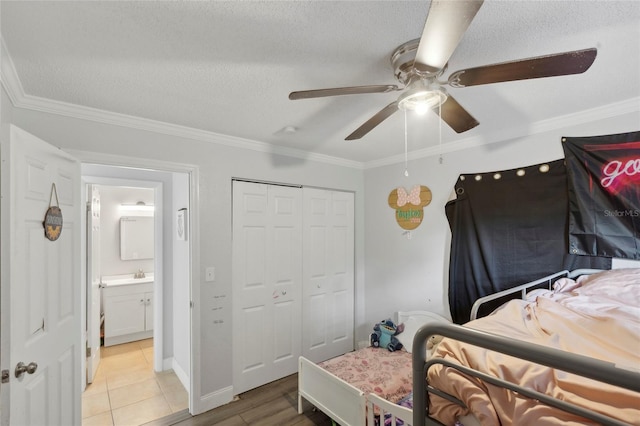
(469, 268, 604, 321)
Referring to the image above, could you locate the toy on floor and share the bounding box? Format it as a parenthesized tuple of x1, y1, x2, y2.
(370, 318, 404, 351)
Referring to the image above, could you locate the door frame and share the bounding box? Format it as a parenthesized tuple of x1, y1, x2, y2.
(80, 176, 164, 378)
(68, 149, 201, 414)
(85, 183, 102, 384)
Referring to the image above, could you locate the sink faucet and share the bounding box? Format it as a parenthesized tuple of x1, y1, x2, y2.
(135, 269, 145, 279)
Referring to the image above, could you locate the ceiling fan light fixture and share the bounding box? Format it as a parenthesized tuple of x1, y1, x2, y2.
(397, 81, 447, 114)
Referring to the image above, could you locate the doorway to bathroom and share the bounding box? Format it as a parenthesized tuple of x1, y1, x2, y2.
(80, 163, 192, 424)
(88, 183, 155, 372)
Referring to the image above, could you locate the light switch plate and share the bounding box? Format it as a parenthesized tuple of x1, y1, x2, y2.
(205, 267, 215, 282)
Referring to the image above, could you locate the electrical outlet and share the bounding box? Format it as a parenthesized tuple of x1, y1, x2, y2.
(205, 267, 215, 282)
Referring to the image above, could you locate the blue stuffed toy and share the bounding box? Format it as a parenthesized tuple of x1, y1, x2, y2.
(370, 318, 404, 351)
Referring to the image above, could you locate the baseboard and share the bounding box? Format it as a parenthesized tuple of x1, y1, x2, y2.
(160, 356, 188, 385)
(193, 386, 234, 415)
(171, 358, 190, 391)
(104, 330, 153, 347)
(162, 356, 174, 372)
(161, 355, 232, 416)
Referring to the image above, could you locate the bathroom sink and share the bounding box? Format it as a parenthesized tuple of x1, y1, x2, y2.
(101, 274, 154, 287)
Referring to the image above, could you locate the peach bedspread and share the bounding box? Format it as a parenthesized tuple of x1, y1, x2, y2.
(428, 268, 640, 426)
(319, 346, 413, 404)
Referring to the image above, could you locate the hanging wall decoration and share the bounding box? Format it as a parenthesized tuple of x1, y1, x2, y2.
(176, 208, 188, 241)
(562, 131, 640, 259)
(43, 183, 63, 241)
(388, 185, 432, 230)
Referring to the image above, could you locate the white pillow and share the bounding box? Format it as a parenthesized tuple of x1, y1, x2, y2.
(396, 314, 449, 353)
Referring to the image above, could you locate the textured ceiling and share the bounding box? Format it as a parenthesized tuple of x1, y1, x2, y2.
(2, 1, 639, 164)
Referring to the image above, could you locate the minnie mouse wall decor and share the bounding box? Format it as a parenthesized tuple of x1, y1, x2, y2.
(388, 185, 432, 230)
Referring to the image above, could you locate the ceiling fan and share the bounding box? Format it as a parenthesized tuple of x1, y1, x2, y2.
(289, 0, 597, 140)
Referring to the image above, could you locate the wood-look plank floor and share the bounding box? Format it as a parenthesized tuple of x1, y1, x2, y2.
(146, 374, 336, 426)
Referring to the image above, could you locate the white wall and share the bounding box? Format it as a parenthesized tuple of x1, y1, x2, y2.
(98, 186, 154, 276)
(363, 110, 640, 332)
(6, 103, 366, 404)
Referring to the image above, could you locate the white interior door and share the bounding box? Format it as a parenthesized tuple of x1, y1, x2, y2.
(2, 125, 81, 425)
(302, 188, 354, 363)
(86, 184, 101, 383)
(232, 181, 302, 394)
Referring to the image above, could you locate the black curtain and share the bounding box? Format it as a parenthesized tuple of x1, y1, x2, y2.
(445, 159, 610, 324)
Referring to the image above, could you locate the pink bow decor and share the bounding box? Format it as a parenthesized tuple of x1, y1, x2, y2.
(396, 185, 422, 207)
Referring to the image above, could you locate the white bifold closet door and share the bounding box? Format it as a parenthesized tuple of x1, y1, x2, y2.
(302, 188, 354, 363)
(232, 181, 303, 395)
(232, 181, 354, 394)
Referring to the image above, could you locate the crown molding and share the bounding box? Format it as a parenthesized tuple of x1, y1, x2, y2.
(0, 37, 26, 105)
(0, 41, 363, 170)
(12, 93, 365, 170)
(363, 97, 640, 169)
(28, 94, 365, 169)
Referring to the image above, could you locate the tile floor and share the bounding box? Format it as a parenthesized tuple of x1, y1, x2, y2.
(82, 339, 188, 426)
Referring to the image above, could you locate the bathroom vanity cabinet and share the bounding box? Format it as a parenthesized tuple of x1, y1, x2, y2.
(103, 280, 153, 346)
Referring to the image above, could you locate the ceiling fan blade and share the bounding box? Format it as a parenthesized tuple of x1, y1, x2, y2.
(414, 0, 484, 74)
(345, 101, 399, 140)
(448, 48, 597, 87)
(433, 95, 479, 133)
(289, 85, 400, 100)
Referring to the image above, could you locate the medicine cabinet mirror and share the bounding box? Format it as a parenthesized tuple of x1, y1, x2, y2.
(120, 216, 154, 260)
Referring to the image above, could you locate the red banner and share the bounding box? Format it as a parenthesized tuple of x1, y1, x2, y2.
(562, 131, 640, 259)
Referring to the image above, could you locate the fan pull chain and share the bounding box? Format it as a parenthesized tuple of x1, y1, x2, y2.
(438, 101, 443, 165)
(404, 110, 409, 177)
